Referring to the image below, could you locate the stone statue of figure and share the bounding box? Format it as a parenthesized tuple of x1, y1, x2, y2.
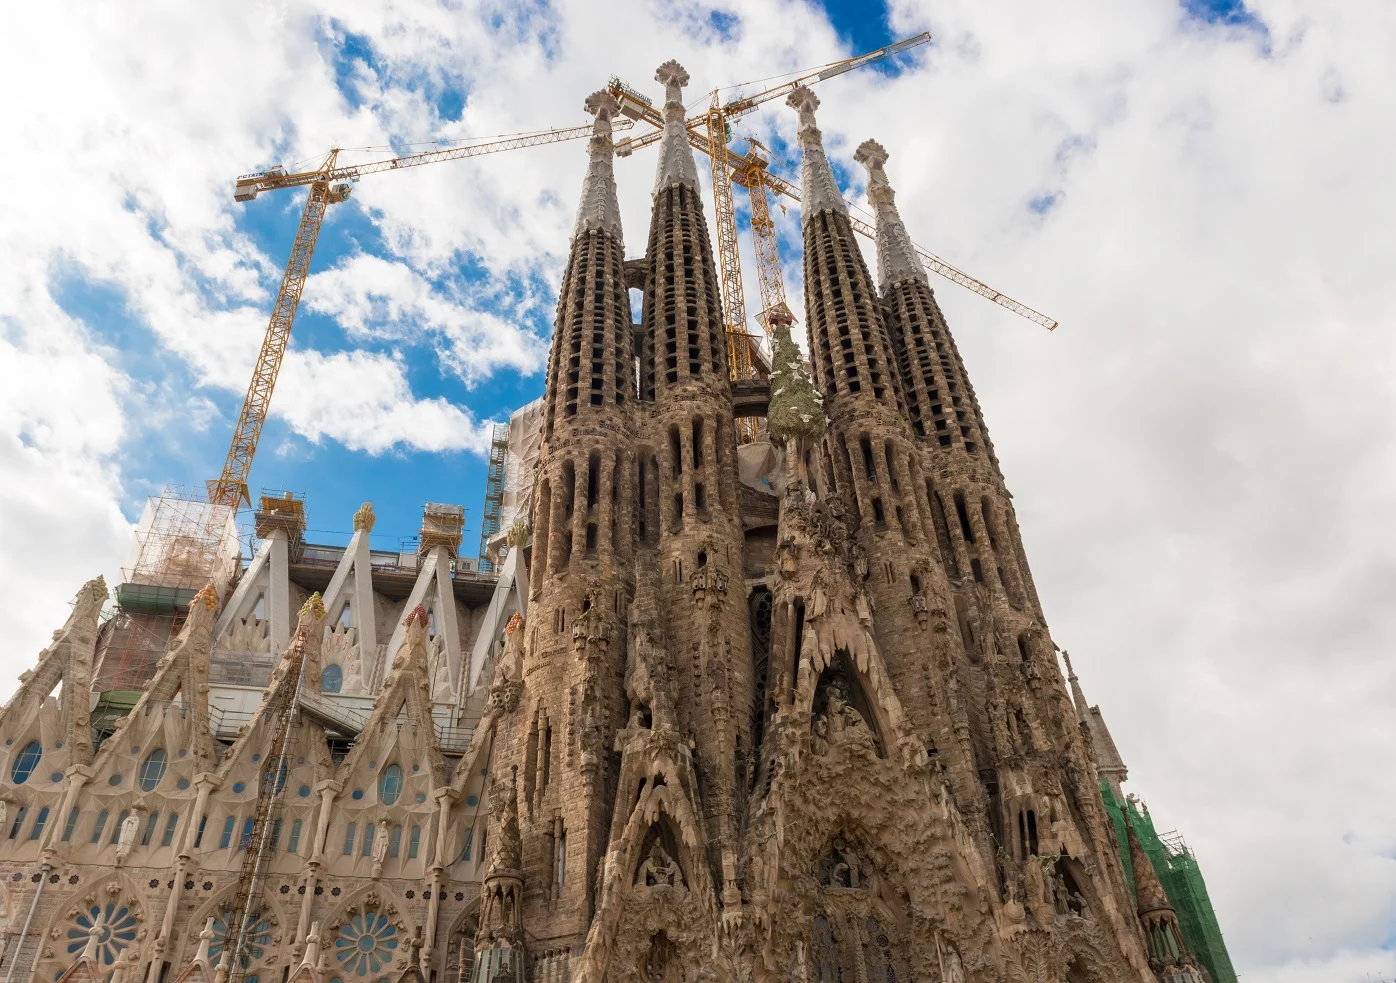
(640, 843, 679, 887)
(372, 820, 389, 867)
(944, 947, 965, 983)
(115, 811, 140, 861)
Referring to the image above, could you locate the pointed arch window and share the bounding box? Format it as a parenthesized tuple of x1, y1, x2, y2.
(407, 826, 420, 859)
(29, 807, 49, 841)
(141, 811, 160, 845)
(10, 740, 41, 784)
(361, 823, 375, 857)
(8, 806, 28, 839)
(389, 825, 402, 859)
(288, 820, 302, 855)
(111, 810, 129, 844)
(252, 592, 267, 621)
(90, 811, 109, 844)
(460, 828, 473, 862)
(343, 823, 357, 855)
(219, 816, 236, 849)
(62, 807, 80, 842)
(139, 748, 168, 791)
(337, 603, 352, 629)
(321, 664, 344, 694)
(161, 814, 179, 847)
(379, 765, 403, 806)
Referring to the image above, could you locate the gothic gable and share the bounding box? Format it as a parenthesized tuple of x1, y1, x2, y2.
(0, 576, 106, 777)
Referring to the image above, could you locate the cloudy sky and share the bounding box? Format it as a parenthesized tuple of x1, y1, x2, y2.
(2, 0, 1394, 978)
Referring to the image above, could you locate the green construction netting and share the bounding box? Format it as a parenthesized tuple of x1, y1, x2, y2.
(1099, 781, 1238, 983)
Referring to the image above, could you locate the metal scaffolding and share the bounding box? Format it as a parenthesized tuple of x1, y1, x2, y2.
(478, 422, 510, 573)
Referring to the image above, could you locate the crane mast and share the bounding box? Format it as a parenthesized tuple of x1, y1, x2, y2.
(733, 139, 792, 327)
(211, 155, 345, 510)
(707, 95, 754, 383)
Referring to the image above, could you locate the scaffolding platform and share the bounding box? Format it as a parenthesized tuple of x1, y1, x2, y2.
(122, 484, 239, 593)
(478, 422, 510, 573)
(419, 502, 465, 558)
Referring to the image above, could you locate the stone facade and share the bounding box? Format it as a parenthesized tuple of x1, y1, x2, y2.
(0, 506, 512, 983)
(0, 67, 1225, 983)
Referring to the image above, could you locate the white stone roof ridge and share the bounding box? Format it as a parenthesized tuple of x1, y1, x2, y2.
(573, 89, 625, 242)
(653, 60, 700, 193)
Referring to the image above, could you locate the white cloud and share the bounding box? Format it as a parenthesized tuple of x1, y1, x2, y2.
(273, 348, 495, 455)
(302, 253, 549, 384)
(0, 1, 1393, 979)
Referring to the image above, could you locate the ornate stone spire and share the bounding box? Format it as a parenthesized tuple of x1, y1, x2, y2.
(1062, 650, 1091, 726)
(653, 60, 700, 192)
(854, 138, 926, 290)
(1125, 815, 1172, 916)
(573, 90, 624, 242)
(786, 86, 847, 222)
(1062, 651, 1129, 797)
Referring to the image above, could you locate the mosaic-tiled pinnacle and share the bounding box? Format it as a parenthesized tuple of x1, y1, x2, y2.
(787, 85, 847, 222)
(653, 60, 700, 192)
(855, 138, 926, 290)
(572, 90, 624, 242)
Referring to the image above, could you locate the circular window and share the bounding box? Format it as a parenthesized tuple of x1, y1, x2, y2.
(108, 774, 122, 787)
(298, 786, 311, 798)
(379, 765, 403, 807)
(10, 741, 41, 785)
(333, 909, 398, 975)
(138, 749, 167, 791)
(233, 782, 246, 794)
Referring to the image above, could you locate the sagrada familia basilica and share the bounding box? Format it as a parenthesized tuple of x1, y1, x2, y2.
(0, 62, 1236, 983)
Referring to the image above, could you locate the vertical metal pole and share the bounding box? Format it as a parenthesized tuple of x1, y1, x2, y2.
(4, 864, 50, 983)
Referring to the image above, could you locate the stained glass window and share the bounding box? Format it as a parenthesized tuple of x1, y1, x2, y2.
(10, 741, 40, 784)
(138, 749, 167, 791)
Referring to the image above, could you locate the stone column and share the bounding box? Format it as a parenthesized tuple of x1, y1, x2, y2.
(571, 457, 589, 570)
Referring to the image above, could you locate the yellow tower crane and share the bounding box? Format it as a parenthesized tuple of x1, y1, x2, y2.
(210, 119, 633, 511)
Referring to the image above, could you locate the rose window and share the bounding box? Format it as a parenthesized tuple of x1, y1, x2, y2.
(208, 910, 273, 969)
(334, 910, 398, 976)
(65, 903, 139, 966)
